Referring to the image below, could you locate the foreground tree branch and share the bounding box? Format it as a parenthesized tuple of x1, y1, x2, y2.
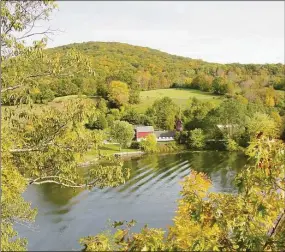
(28, 175, 99, 189)
(268, 209, 285, 237)
(263, 209, 285, 250)
(1, 85, 22, 93)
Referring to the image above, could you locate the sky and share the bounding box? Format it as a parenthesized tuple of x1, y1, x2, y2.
(44, 1, 284, 64)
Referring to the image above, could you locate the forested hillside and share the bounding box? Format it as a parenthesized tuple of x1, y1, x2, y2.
(52, 41, 285, 90)
(3, 41, 284, 106)
(52, 41, 285, 92)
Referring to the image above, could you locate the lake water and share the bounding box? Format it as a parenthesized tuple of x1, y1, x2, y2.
(17, 151, 247, 251)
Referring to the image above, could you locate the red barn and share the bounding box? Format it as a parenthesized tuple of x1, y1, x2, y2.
(135, 126, 154, 142)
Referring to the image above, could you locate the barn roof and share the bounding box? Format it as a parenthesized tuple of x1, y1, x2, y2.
(154, 130, 176, 138)
(135, 126, 154, 132)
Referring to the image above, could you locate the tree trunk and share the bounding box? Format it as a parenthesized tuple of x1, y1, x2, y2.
(264, 209, 285, 250)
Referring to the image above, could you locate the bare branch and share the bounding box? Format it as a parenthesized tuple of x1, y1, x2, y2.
(9, 144, 73, 153)
(28, 175, 99, 188)
(16, 28, 56, 40)
(1, 71, 73, 94)
(18, 9, 49, 38)
(268, 210, 285, 237)
(0, 85, 22, 93)
(29, 175, 77, 185)
(264, 209, 285, 249)
(31, 180, 87, 188)
(10, 148, 42, 153)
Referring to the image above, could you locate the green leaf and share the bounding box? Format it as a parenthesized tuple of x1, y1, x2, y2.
(112, 220, 125, 228)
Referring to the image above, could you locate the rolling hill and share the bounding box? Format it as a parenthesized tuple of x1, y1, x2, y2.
(49, 41, 285, 92)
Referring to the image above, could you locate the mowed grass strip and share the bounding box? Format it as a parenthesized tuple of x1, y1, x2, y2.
(132, 88, 223, 112)
(83, 144, 137, 161)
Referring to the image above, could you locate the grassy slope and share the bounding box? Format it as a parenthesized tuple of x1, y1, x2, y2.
(52, 95, 87, 102)
(132, 88, 223, 112)
(48, 88, 222, 113)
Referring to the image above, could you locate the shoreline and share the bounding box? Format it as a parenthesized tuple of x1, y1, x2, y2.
(78, 148, 245, 168)
(78, 151, 145, 167)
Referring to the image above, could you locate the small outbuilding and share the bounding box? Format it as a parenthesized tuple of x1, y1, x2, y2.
(154, 130, 176, 142)
(134, 126, 177, 142)
(135, 126, 154, 142)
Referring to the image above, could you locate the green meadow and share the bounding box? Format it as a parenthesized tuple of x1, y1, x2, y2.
(132, 88, 223, 112)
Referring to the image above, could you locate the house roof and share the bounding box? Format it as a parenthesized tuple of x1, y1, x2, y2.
(154, 130, 176, 138)
(135, 126, 154, 132)
(217, 124, 237, 129)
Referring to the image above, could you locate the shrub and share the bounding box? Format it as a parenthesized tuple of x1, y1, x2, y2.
(157, 141, 180, 153)
(212, 77, 234, 95)
(247, 112, 278, 139)
(106, 114, 115, 128)
(110, 109, 121, 120)
(129, 88, 140, 104)
(175, 131, 189, 144)
(188, 128, 206, 150)
(226, 138, 240, 152)
(86, 113, 108, 130)
(140, 134, 158, 153)
(130, 141, 140, 149)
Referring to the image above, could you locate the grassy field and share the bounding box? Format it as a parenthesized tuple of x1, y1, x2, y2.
(100, 144, 137, 154)
(132, 88, 223, 112)
(52, 94, 87, 103)
(82, 144, 137, 162)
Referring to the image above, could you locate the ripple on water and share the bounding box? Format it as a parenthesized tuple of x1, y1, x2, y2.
(18, 151, 247, 251)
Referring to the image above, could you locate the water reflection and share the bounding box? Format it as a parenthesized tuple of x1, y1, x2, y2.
(113, 151, 247, 196)
(17, 151, 247, 251)
(40, 183, 83, 206)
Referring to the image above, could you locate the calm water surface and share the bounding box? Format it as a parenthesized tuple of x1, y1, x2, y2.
(17, 151, 247, 251)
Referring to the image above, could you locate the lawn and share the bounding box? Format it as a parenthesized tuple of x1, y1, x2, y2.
(132, 88, 223, 112)
(82, 144, 138, 162)
(52, 94, 87, 103)
(100, 144, 137, 155)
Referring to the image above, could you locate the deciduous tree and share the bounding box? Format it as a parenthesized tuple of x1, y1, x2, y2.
(188, 128, 206, 149)
(212, 77, 234, 95)
(110, 121, 135, 150)
(146, 97, 179, 130)
(140, 134, 157, 153)
(108, 81, 130, 107)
